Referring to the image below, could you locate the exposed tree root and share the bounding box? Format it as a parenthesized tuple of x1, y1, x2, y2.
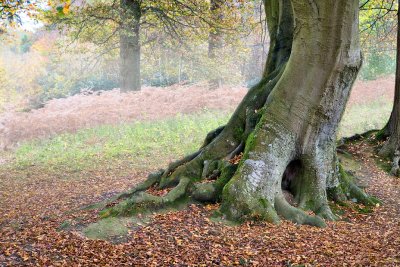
(98, 74, 378, 228)
(337, 129, 378, 147)
(100, 176, 192, 217)
(328, 164, 380, 207)
(98, 64, 296, 219)
(338, 129, 400, 177)
(98, 0, 379, 228)
(99, 119, 377, 227)
(274, 195, 326, 227)
(378, 139, 400, 177)
(389, 151, 400, 176)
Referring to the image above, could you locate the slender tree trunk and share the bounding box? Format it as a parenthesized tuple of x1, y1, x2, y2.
(101, 0, 377, 227)
(378, 0, 400, 175)
(208, 0, 224, 89)
(243, 2, 267, 85)
(178, 55, 182, 83)
(120, 0, 141, 92)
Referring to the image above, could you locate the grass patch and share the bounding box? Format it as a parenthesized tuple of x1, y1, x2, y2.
(374, 154, 392, 173)
(338, 154, 362, 174)
(0, 97, 393, 176)
(83, 217, 131, 241)
(5, 111, 230, 173)
(339, 97, 392, 138)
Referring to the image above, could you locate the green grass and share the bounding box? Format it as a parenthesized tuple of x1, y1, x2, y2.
(83, 217, 131, 241)
(6, 111, 230, 173)
(0, 97, 393, 175)
(339, 97, 392, 138)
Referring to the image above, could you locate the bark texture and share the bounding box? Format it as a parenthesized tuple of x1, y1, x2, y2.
(378, 1, 400, 176)
(120, 0, 141, 92)
(208, 0, 224, 89)
(101, 0, 377, 227)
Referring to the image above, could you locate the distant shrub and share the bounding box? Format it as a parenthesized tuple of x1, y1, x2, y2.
(360, 50, 396, 80)
(144, 72, 187, 87)
(70, 76, 119, 94)
(20, 34, 33, 54)
(29, 74, 118, 110)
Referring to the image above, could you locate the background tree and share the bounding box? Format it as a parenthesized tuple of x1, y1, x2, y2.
(47, 0, 220, 91)
(0, 1, 264, 111)
(99, 0, 378, 227)
(241, 1, 268, 86)
(119, 0, 141, 91)
(375, 0, 400, 175)
(357, 0, 400, 174)
(47, 0, 258, 91)
(208, 0, 224, 89)
(359, 0, 397, 80)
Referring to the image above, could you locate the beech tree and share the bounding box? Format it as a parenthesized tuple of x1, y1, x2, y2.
(119, 0, 141, 91)
(208, 0, 224, 89)
(377, 0, 400, 175)
(100, 0, 378, 227)
(48, 0, 212, 91)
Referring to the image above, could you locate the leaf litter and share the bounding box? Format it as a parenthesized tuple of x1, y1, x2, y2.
(0, 139, 399, 266)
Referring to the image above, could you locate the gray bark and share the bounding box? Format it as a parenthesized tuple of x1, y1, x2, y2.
(378, 0, 400, 176)
(208, 0, 224, 89)
(221, 0, 363, 225)
(120, 0, 141, 92)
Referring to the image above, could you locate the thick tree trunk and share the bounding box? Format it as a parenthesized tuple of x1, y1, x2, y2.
(378, 1, 400, 175)
(208, 0, 224, 89)
(221, 0, 364, 224)
(120, 0, 141, 92)
(101, 0, 377, 227)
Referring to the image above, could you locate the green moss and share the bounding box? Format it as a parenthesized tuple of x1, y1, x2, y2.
(57, 220, 72, 231)
(338, 154, 362, 174)
(243, 129, 258, 156)
(214, 163, 237, 194)
(328, 202, 346, 216)
(233, 126, 245, 140)
(100, 192, 193, 219)
(338, 164, 352, 191)
(210, 211, 241, 226)
(336, 164, 381, 208)
(374, 156, 392, 173)
(103, 196, 163, 217)
(192, 182, 218, 202)
(83, 217, 130, 240)
(258, 198, 269, 209)
(375, 128, 388, 141)
(219, 181, 251, 222)
(219, 177, 280, 224)
(356, 205, 374, 214)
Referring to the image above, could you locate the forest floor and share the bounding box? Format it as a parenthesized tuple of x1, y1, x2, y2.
(0, 76, 399, 266)
(0, 135, 399, 266)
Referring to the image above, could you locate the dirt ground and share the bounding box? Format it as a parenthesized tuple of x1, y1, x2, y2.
(0, 76, 394, 150)
(0, 137, 399, 266)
